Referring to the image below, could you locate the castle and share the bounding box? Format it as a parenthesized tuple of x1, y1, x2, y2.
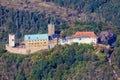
(6, 24, 98, 55)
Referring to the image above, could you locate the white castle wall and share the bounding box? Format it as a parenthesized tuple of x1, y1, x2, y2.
(59, 37, 97, 45)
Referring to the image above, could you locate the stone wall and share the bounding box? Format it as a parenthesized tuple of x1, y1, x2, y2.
(6, 44, 46, 55)
(6, 44, 28, 55)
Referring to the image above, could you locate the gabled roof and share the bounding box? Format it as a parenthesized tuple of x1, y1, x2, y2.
(73, 31, 98, 38)
(24, 34, 48, 41)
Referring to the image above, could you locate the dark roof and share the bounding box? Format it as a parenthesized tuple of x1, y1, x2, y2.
(49, 34, 60, 40)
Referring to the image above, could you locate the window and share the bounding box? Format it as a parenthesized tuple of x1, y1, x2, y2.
(12, 39, 14, 41)
(28, 37, 30, 40)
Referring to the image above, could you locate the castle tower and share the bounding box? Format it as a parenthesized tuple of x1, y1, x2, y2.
(9, 34, 15, 47)
(48, 23, 55, 36)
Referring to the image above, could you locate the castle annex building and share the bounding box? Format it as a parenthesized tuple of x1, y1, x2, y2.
(74, 31, 98, 44)
(59, 31, 98, 45)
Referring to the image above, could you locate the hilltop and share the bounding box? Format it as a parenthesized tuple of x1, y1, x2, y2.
(1, 0, 120, 26)
(0, 0, 78, 22)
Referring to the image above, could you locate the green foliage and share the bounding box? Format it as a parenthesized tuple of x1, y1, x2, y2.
(16, 71, 26, 80)
(0, 46, 5, 53)
(0, 46, 6, 57)
(0, 6, 64, 42)
(0, 44, 110, 80)
(97, 53, 106, 62)
(46, 0, 120, 27)
(62, 22, 118, 37)
(63, 23, 93, 36)
(115, 35, 120, 47)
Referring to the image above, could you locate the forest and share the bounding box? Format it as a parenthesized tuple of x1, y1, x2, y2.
(1, 0, 120, 43)
(45, 0, 120, 26)
(0, 5, 64, 43)
(0, 0, 120, 80)
(0, 44, 114, 80)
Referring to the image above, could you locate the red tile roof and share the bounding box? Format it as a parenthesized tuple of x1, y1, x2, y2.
(73, 32, 98, 38)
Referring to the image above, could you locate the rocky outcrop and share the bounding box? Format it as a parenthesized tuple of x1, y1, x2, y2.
(99, 30, 116, 45)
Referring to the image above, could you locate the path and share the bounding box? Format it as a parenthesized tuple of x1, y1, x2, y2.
(107, 47, 119, 80)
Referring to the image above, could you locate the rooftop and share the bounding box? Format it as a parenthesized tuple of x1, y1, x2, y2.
(24, 34, 48, 41)
(73, 31, 98, 38)
(49, 34, 60, 40)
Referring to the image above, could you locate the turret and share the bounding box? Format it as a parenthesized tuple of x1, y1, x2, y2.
(48, 23, 55, 36)
(9, 34, 15, 47)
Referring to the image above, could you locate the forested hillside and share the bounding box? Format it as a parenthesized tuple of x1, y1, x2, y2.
(46, 0, 120, 26)
(0, 44, 114, 80)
